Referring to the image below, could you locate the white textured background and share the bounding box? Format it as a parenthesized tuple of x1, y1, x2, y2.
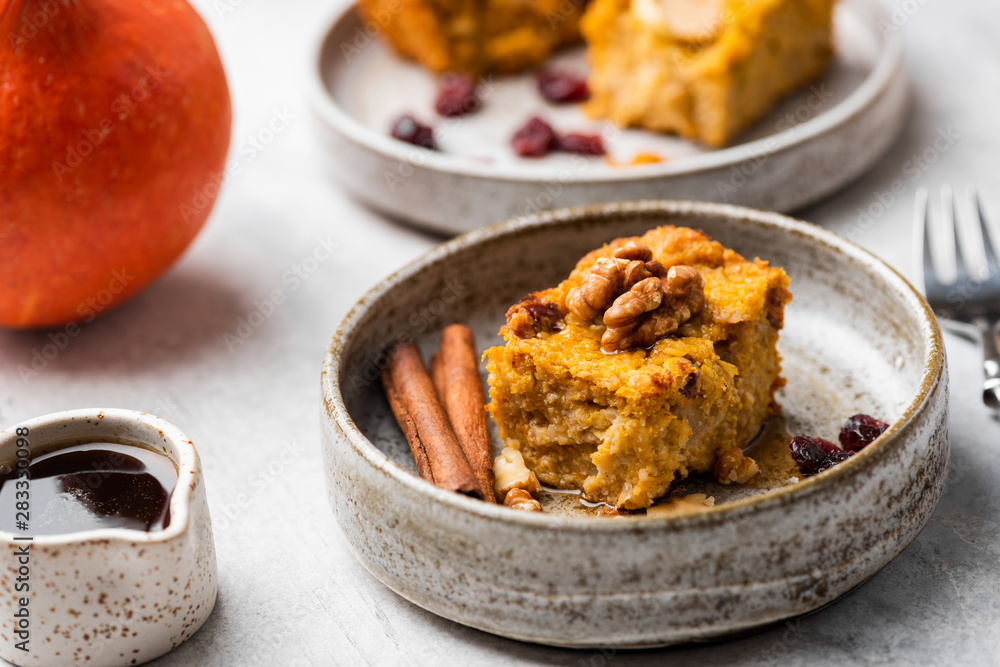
(2, 0, 999, 664)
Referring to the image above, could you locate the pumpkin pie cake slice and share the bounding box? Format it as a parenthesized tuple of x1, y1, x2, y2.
(485, 226, 791, 509)
(581, 0, 836, 146)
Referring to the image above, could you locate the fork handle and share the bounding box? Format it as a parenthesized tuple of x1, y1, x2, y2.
(984, 319, 1000, 411)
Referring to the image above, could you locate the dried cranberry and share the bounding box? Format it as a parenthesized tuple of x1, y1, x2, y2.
(839, 414, 889, 452)
(536, 68, 590, 104)
(557, 133, 605, 156)
(435, 73, 479, 117)
(511, 116, 557, 157)
(390, 115, 436, 150)
(789, 435, 852, 477)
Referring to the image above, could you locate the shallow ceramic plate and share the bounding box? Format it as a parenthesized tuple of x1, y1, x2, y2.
(320, 201, 947, 647)
(307, 0, 906, 234)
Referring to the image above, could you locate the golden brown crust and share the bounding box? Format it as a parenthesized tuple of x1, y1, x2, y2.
(357, 0, 589, 74)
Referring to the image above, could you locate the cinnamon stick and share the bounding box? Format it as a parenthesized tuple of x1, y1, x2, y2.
(381, 375, 433, 482)
(381, 342, 482, 498)
(430, 325, 497, 503)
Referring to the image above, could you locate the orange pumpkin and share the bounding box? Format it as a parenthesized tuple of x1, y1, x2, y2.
(0, 0, 231, 328)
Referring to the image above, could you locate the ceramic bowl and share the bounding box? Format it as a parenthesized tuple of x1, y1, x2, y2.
(0, 409, 217, 667)
(306, 0, 907, 234)
(320, 201, 948, 647)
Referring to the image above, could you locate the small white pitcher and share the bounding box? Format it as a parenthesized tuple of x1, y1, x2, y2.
(0, 409, 217, 667)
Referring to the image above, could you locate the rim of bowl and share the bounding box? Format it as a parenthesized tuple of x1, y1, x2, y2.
(321, 200, 945, 530)
(0, 408, 200, 545)
(304, 0, 905, 185)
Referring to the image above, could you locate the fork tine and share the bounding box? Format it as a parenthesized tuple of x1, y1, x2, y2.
(970, 185, 1000, 272)
(957, 184, 991, 282)
(943, 185, 967, 285)
(914, 186, 936, 295)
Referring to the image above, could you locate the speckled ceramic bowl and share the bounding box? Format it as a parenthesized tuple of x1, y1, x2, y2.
(320, 201, 948, 647)
(0, 409, 218, 667)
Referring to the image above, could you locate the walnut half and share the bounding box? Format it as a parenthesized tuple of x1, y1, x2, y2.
(612, 240, 653, 262)
(603, 277, 663, 328)
(567, 257, 623, 321)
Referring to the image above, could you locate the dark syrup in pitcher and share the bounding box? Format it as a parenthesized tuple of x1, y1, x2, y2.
(0, 441, 178, 535)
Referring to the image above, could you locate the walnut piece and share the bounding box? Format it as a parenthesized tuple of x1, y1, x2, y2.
(602, 309, 675, 352)
(493, 446, 541, 500)
(566, 253, 667, 320)
(713, 447, 760, 485)
(612, 240, 653, 262)
(597, 506, 626, 518)
(603, 277, 663, 328)
(566, 246, 662, 322)
(661, 265, 705, 323)
(504, 488, 543, 512)
(646, 493, 716, 517)
(566, 257, 625, 320)
(601, 264, 705, 353)
(634, 0, 725, 42)
(563, 240, 705, 352)
(622, 259, 651, 288)
(644, 259, 667, 278)
(507, 294, 564, 339)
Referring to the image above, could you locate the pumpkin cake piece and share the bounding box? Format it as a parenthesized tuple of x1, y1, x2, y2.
(357, 0, 588, 75)
(581, 0, 836, 147)
(485, 226, 791, 510)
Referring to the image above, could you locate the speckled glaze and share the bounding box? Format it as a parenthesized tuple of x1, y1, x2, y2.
(320, 201, 948, 647)
(0, 409, 218, 667)
(306, 0, 907, 234)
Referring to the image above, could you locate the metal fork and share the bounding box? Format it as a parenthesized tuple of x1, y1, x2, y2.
(915, 185, 1000, 410)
